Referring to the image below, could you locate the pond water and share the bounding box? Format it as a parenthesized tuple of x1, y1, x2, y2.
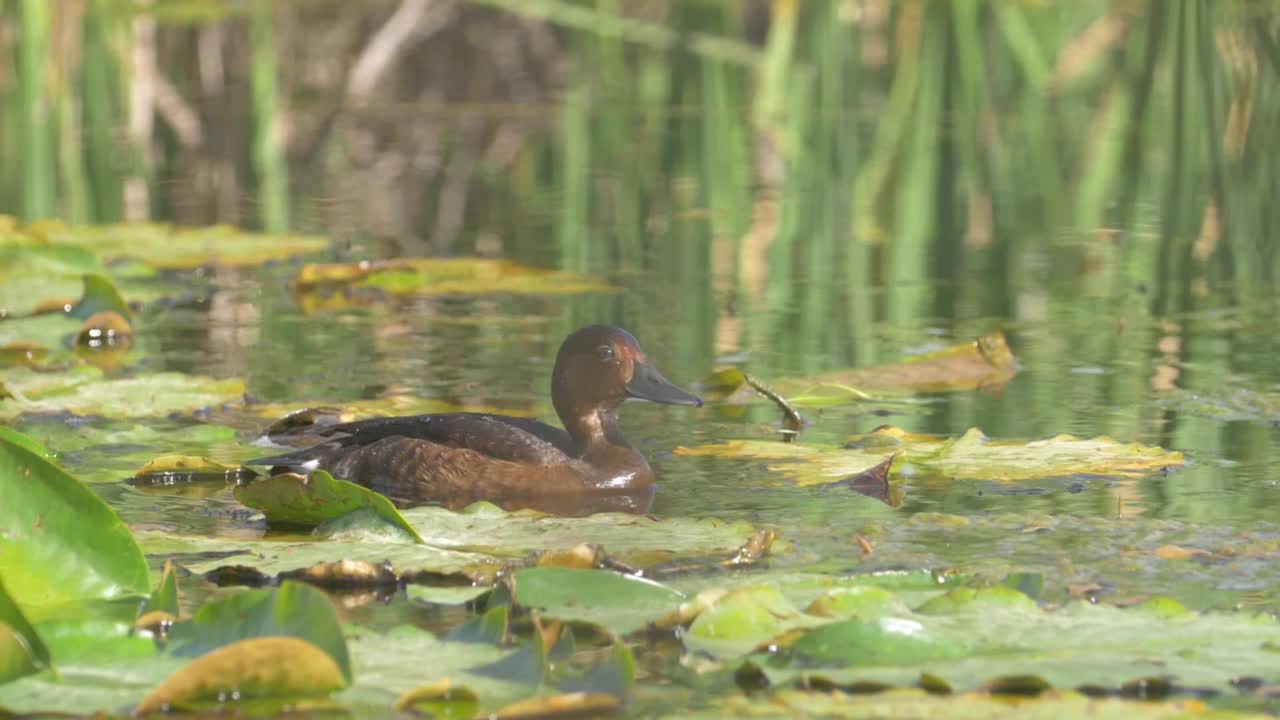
(3, 1, 1280, 716)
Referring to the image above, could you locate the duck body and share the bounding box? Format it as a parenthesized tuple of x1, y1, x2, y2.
(248, 326, 701, 514)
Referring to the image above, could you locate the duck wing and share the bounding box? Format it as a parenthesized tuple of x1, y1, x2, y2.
(248, 412, 574, 469)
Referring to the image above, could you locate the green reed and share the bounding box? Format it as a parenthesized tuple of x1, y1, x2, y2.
(17, 0, 54, 219)
(250, 4, 289, 233)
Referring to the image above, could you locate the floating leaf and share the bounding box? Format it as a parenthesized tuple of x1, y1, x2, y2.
(0, 430, 150, 609)
(678, 426, 1183, 487)
(685, 587, 825, 658)
(339, 624, 537, 711)
(290, 257, 614, 306)
(71, 274, 132, 322)
(134, 636, 345, 714)
(0, 578, 50, 683)
(394, 679, 479, 718)
(134, 455, 236, 476)
(140, 503, 761, 585)
(510, 568, 685, 635)
(488, 692, 621, 719)
(234, 470, 424, 543)
(0, 367, 245, 420)
(700, 688, 1232, 719)
(736, 585, 1280, 695)
(43, 222, 330, 270)
(406, 585, 493, 606)
(167, 582, 352, 684)
(707, 331, 1018, 407)
(0, 243, 102, 317)
(0, 343, 49, 368)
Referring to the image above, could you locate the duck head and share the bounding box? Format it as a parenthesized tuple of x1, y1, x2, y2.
(551, 325, 701, 451)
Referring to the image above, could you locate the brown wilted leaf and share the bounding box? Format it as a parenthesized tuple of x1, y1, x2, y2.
(489, 691, 621, 719)
(1153, 545, 1211, 560)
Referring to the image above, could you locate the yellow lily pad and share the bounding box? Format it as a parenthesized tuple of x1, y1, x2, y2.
(393, 679, 479, 717)
(677, 427, 1183, 487)
(708, 331, 1018, 407)
(133, 455, 238, 477)
(134, 636, 346, 714)
(290, 257, 614, 306)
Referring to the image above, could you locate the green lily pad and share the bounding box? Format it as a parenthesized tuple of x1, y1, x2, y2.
(743, 586, 1280, 695)
(43, 222, 330, 270)
(234, 470, 425, 543)
(337, 624, 538, 712)
(509, 567, 685, 635)
(167, 581, 352, 684)
(0, 243, 103, 317)
(685, 586, 827, 659)
(0, 366, 245, 420)
(0, 430, 150, 609)
(678, 426, 1184, 487)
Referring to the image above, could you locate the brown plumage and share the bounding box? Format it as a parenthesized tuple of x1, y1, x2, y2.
(248, 325, 701, 514)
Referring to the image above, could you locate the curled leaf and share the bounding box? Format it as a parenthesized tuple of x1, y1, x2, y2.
(393, 679, 478, 717)
(234, 470, 423, 543)
(133, 636, 345, 714)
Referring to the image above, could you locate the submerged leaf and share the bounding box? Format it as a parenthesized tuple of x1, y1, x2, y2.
(234, 470, 424, 543)
(678, 426, 1183, 487)
(0, 430, 150, 608)
(134, 636, 345, 714)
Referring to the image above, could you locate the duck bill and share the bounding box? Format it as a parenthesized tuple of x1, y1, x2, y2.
(626, 361, 703, 407)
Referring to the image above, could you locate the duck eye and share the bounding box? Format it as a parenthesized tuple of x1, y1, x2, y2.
(594, 344, 615, 363)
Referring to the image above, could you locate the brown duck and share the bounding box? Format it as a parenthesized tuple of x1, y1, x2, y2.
(248, 325, 702, 514)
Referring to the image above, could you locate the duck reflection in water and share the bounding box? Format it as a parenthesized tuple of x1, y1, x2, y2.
(248, 325, 702, 515)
